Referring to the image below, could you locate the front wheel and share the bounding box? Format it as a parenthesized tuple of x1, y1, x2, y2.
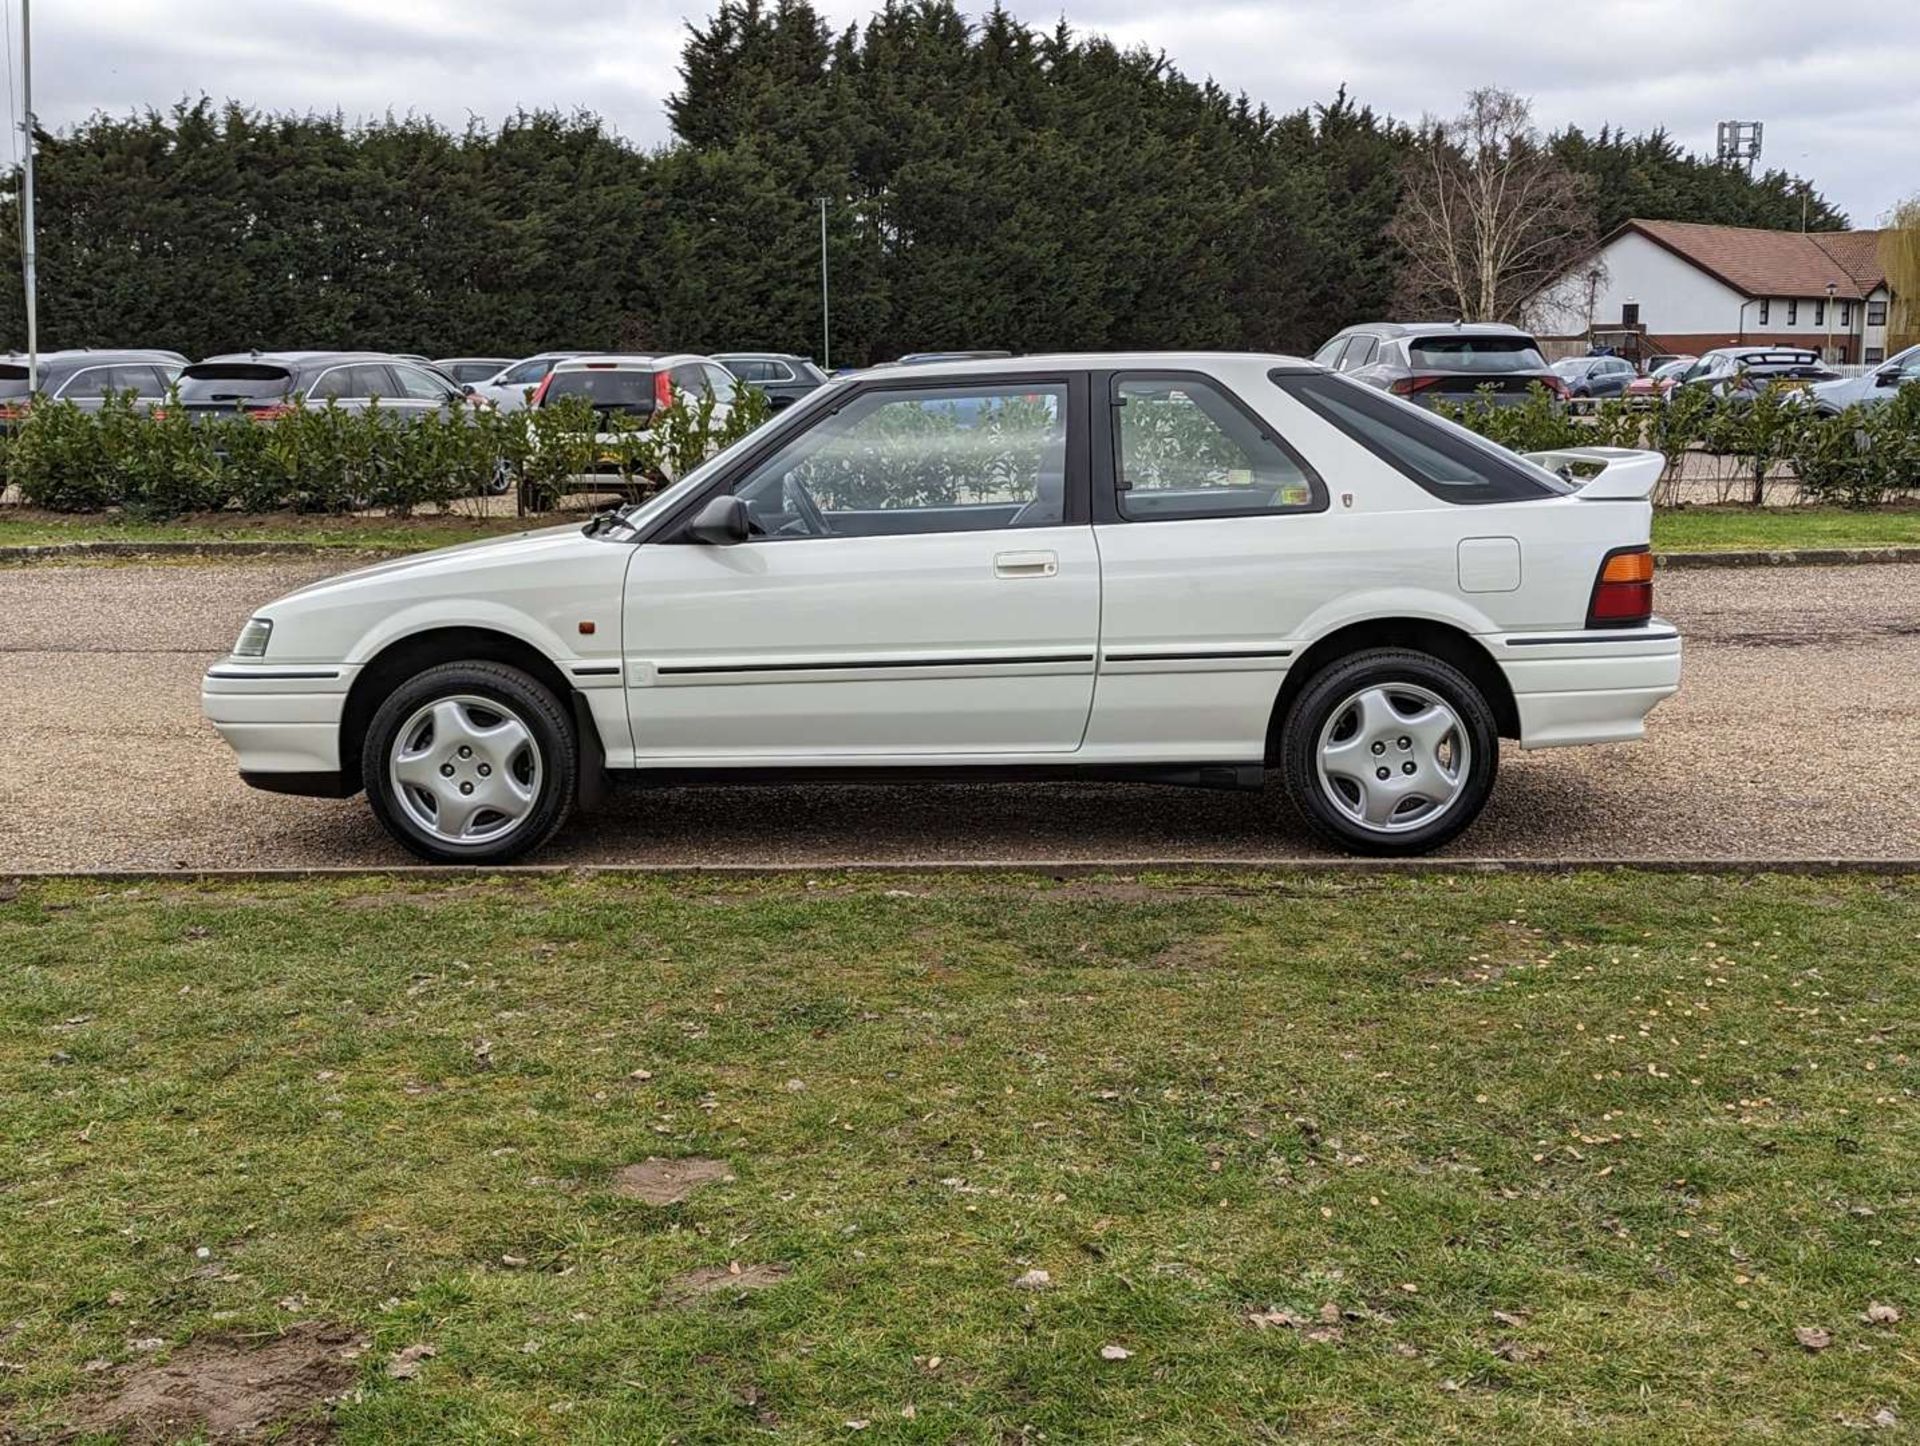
(363, 662, 576, 863)
(1278, 649, 1498, 856)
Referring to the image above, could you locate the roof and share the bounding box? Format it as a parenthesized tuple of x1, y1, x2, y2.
(1341, 322, 1532, 337)
(1622, 219, 1889, 300)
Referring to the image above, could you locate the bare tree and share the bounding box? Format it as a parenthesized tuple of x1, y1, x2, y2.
(1389, 88, 1595, 323)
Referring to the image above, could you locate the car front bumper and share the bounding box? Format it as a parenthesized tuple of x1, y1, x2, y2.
(202, 662, 358, 788)
(1491, 621, 1682, 748)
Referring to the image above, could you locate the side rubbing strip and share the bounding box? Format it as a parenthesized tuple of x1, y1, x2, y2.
(656, 653, 1095, 677)
(1104, 648, 1293, 663)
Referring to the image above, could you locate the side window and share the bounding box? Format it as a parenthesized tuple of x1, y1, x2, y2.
(501, 358, 550, 387)
(702, 364, 739, 400)
(669, 363, 716, 400)
(57, 368, 110, 399)
(728, 383, 1069, 537)
(1342, 337, 1379, 372)
(1111, 375, 1320, 521)
(392, 365, 454, 401)
(730, 360, 770, 383)
(1272, 371, 1570, 504)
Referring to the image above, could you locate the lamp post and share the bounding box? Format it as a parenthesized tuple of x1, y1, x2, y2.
(1824, 280, 1837, 363)
(20, 0, 37, 394)
(816, 197, 830, 373)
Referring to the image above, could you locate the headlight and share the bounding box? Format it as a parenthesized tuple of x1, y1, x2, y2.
(233, 617, 273, 657)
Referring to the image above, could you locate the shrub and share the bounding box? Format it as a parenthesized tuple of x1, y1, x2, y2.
(0, 386, 773, 518)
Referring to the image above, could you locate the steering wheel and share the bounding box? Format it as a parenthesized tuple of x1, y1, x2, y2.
(782, 472, 832, 537)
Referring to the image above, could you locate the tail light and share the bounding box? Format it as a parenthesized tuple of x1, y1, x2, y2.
(654, 371, 675, 413)
(0, 402, 28, 422)
(1587, 546, 1654, 629)
(529, 374, 555, 407)
(1541, 375, 1570, 401)
(1389, 375, 1443, 397)
(247, 402, 297, 422)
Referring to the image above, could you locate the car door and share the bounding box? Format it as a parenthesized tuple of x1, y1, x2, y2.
(620, 374, 1099, 760)
(390, 362, 463, 417)
(1085, 369, 1338, 759)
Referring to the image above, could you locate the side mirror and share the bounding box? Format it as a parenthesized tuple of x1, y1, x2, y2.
(686, 494, 751, 546)
(1876, 369, 1900, 388)
(461, 382, 477, 395)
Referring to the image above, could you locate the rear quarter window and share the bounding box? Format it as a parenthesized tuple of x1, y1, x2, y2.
(1270, 370, 1572, 504)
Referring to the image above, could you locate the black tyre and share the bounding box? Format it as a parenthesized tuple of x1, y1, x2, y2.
(362, 661, 576, 864)
(1278, 648, 1498, 856)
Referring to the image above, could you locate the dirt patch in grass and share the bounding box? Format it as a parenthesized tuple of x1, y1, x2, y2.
(56, 1322, 365, 1443)
(663, 1263, 791, 1301)
(610, 1157, 732, 1204)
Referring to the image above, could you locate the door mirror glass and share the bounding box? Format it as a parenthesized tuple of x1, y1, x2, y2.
(687, 494, 752, 545)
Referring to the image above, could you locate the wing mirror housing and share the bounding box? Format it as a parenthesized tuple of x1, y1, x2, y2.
(1876, 368, 1901, 388)
(687, 494, 751, 545)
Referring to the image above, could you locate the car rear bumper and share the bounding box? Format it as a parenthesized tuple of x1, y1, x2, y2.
(201, 663, 357, 778)
(1491, 621, 1682, 748)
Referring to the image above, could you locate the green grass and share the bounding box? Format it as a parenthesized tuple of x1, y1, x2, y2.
(0, 510, 527, 552)
(6, 505, 1920, 559)
(1652, 505, 1920, 553)
(1, 871, 1915, 1442)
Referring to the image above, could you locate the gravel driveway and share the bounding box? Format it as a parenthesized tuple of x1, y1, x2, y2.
(3, 558, 1916, 869)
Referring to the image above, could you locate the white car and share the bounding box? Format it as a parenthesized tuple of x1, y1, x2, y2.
(529, 354, 739, 475)
(203, 353, 1681, 862)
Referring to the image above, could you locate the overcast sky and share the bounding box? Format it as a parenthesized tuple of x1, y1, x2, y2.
(13, 0, 1913, 227)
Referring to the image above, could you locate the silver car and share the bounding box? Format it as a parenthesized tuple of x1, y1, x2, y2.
(466, 352, 603, 413)
(1312, 322, 1565, 409)
(1805, 344, 1920, 415)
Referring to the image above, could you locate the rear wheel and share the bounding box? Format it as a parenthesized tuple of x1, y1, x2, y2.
(1278, 648, 1498, 856)
(363, 662, 575, 864)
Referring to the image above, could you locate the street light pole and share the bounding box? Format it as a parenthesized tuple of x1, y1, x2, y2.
(816, 196, 830, 373)
(20, 0, 38, 393)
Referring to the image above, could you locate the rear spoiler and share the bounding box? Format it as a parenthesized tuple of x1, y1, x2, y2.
(1521, 446, 1662, 501)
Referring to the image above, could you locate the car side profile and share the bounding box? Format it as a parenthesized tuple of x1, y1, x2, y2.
(1805, 343, 1920, 415)
(0, 349, 183, 422)
(203, 353, 1680, 862)
(712, 352, 828, 409)
(176, 352, 469, 417)
(1551, 354, 1637, 404)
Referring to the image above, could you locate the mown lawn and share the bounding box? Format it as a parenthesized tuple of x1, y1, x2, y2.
(0, 510, 524, 552)
(1, 871, 1914, 1443)
(1653, 505, 1920, 553)
(6, 504, 1920, 559)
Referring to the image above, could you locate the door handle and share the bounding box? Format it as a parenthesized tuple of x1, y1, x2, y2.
(994, 550, 1058, 579)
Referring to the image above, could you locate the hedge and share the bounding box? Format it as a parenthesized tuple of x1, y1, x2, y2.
(0, 386, 772, 518)
(1432, 385, 1920, 507)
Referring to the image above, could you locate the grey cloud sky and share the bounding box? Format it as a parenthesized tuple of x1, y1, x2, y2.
(13, 0, 1912, 226)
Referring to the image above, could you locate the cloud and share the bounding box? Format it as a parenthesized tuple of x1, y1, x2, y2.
(13, 0, 1913, 224)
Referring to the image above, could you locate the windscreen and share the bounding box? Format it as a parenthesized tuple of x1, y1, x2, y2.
(1409, 336, 1548, 372)
(544, 369, 656, 412)
(177, 364, 294, 403)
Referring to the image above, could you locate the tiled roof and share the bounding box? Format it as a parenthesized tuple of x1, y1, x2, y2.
(1627, 219, 1889, 300)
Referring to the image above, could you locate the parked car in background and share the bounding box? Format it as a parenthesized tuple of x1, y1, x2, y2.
(467, 352, 602, 412)
(435, 357, 516, 388)
(712, 352, 826, 409)
(176, 352, 470, 418)
(1640, 352, 1690, 376)
(1804, 343, 1920, 415)
(1551, 354, 1637, 406)
(1312, 323, 1566, 408)
(1624, 357, 1695, 408)
(0, 349, 182, 421)
(531, 353, 740, 477)
(1668, 346, 1838, 407)
(205, 351, 1679, 866)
